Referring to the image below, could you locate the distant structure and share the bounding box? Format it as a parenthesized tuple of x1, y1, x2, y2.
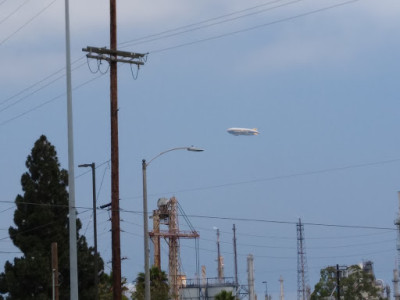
(344, 261, 388, 298)
(297, 218, 310, 300)
(394, 268, 400, 300)
(215, 228, 224, 281)
(395, 192, 400, 300)
(149, 197, 199, 300)
(233, 224, 239, 290)
(150, 198, 240, 300)
(279, 275, 285, 300)
(247, 254, 256, 300)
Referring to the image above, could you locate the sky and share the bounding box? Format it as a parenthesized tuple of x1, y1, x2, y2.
(1, 0, 400, 298)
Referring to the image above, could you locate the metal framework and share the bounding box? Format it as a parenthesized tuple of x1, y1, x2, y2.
(297, 218, 310, 300)
(149, 197, 199, 300)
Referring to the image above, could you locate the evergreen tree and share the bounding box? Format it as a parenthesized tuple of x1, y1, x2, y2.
(0, 135, 104, 299)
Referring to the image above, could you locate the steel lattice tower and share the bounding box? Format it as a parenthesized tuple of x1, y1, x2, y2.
(297, 218, 310, 300)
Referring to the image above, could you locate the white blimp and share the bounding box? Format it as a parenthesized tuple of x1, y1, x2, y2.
(227, 127, 259, 136)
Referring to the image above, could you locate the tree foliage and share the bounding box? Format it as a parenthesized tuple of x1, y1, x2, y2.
(98, 273, 129, 300)
(0, 135, 105, 299)
(215, 290, 236, 300)
(132, 266, 169, 300)
(311, 264, 384, 300)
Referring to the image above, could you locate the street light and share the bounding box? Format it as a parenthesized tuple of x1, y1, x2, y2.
(262, 281, 268, 300)
(78, 162, 98, 300)
(142, 146, 204, 300)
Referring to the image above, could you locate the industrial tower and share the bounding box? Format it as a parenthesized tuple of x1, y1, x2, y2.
(279, 275, 285, 300)
(394, 269, 400, 300)
(149, 197, 199, 299)
(297, 218, 310, 300)
(216, 228, 224, 281)
(247, 254, 256, 300)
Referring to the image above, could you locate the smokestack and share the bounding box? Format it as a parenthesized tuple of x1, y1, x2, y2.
(248, 254, 255, 300)
(279, 275, 285, 300)
(201, 265, 206, 296)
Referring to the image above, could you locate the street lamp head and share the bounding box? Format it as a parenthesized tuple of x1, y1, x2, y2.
(187, 146, 204, 152)
(78, 163, 93, 168)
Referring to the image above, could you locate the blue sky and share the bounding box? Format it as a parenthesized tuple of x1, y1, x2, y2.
(1, 0, 400, 298)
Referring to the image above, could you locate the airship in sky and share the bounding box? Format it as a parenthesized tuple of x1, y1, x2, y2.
(227, 127, 259, 136)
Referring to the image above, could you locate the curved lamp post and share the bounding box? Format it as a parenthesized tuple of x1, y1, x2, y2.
(78, 163, 98, 300)
(142, 146, 204, 300)
(262, 281, 268, 300)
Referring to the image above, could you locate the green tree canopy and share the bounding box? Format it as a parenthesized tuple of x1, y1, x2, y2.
(132, 266, 169, 300)
(0, 135, 105, 299)
(311, 264, 384, 300)
(215, 290, 235, 300)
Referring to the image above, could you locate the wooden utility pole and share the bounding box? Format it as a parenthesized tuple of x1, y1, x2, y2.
(82, 1, 146, 298)
(51, 242, 59, 300)
(336, 264, 341, 300)
(110, 2, 120, 297)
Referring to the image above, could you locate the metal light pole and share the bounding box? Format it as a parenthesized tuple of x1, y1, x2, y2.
(262, 281, 268, 300)
(78, 163, 98, 300)
(142, 146, 204, 300)
(64, 0, 78, 298)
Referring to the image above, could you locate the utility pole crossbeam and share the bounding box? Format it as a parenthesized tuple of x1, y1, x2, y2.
(82, 2, 147, 299)
(82, 46, 147, 65)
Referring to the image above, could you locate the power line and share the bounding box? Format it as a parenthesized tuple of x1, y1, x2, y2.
(199, 235, 396, 250)
(119, 0, 301, 49)
(1, 0, 360, 124)
(0, 56, 85, 106)
(0, 60, 86, 113)
(0, 0, 58, 46)
(121, 208, 396, 231)
(1, 198, 395, 232)
(0, 0, 30, 25)
(121, 157, 400, 199)
(0, 73, 104, 126)
(183, 214, 396, 231)
(0, 0, 359, 120)
(0, 62, 87, 114)
(150, 0, 359, 54)
(1, 0, 293, 108)
(180, 221, 395, 240)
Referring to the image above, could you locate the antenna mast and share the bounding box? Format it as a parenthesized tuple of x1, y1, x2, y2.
(297, 218, 310, 300)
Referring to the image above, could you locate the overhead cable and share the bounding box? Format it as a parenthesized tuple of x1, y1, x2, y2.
(151, 0, 360, 54)
(0, 0, 30, 25)
(0, 0, 58, 47)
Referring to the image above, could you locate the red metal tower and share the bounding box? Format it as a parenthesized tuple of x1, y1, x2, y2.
(149, 197, 199, 299)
